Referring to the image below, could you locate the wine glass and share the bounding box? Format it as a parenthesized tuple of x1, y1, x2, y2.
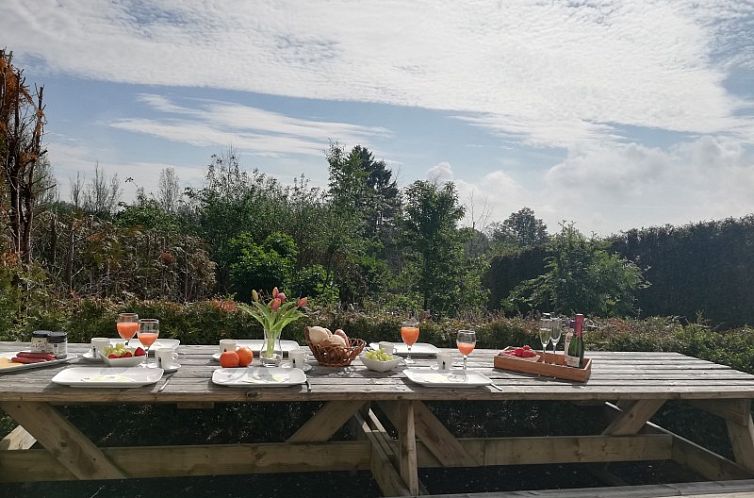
(538, 316, 552, 363)
(400, 319, 420, 364)
(550, 318, 563, 360)
(117, 313, 139, 347)
(137, 319, 159, 367)
(456, 330, 476, 371)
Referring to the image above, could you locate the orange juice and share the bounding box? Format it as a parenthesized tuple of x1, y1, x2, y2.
(117, 322, 139, 341)
(400, 326, 420, 346)
(138, 332, 159, 347)
(458, 343, 475, 356)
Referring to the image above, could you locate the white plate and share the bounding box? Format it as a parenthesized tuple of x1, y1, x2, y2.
(212, 367, 306, 387)
(0, 352, 75, 374)
(51, 367, 163, 388)
(369, 342, 439, 357)
(404, 368, 491, 388)
(211, 340, 301, 361)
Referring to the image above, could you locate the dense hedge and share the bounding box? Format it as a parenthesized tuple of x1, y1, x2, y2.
(484, 216, 754, 327)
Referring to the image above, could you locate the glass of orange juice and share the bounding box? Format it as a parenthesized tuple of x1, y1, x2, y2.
(137, 319, 159, 367)
(117, 313, 139, 347)
(457, 329, 476, 371)
(400, 319, 420, 364)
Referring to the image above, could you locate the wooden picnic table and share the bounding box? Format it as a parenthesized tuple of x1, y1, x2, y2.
(1, 342, 753, 496)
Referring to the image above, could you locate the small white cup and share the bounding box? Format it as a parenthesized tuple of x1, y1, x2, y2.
(219, 339, 237, 354)
(289, 349, 307, 369)
(155, 349, 178, 369)
(91, 337, 110, 357)
(437, 351, 452, 370)
(378, 342, 395, 355)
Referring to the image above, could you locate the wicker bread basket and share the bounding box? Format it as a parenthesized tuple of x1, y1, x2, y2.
(305, 327, 366, 367)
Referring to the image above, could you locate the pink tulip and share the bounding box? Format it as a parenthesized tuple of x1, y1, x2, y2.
(270, 297, 282, 311)
(297, 297, 308, 308)
(272, 287, 279, 298)
(277, 292, 287, 302)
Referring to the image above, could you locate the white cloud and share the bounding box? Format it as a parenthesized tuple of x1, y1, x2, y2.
(426, 161, 454, 183)
(110, 94, 389, 156)
(455, 136, 754, 235)
(2, 1, 753, 148)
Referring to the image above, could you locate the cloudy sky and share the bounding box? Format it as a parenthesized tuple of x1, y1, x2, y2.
(2, 0, 754, 234)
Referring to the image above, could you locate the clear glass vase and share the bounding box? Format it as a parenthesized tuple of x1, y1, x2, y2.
(260, 329, 282, 367)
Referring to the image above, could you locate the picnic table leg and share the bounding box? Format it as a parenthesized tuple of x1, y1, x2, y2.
(397, 401, 420, 496)
(379, 400, 478, 467)
(287, 400, 367, 443)
(0, 401, 125, 479)
(602, 399, 666, 436)
(723, 400, 754, 473)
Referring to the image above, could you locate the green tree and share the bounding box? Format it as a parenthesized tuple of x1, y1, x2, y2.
(490, 207, 548, 249)
(229, 231, 297, 300)
(506, 223, 647, 316)
(402, 180, 469, 314)
(327, 144, 401, 243)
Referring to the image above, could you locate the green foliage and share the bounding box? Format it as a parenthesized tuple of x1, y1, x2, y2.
(505, 223, 646, 316)
(489, 207, 548, 250)
(115, 197, 183, 232)
(610, 216, 754, 326)
(402, 180, 467, 314)
(229, 232, 297, 300)
(327, 144, 401, 244)
(289, 264, 339, 304)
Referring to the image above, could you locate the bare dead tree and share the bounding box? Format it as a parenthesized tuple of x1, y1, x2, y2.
(83, 162, 121, 216)
(157, 167, 180, 212)
(0, 49, 47, 263)
(70, 171, 84, 209)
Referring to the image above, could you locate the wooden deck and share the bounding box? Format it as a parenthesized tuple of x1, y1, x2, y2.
(409, 479, 754, 497)
(1, 342, 753, 496)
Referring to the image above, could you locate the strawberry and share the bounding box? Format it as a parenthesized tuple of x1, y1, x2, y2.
(523, 345, 532, 350)
(134, 347, 146, 357)
(123, 352, 133, 357)
(108, 353, 118, 359)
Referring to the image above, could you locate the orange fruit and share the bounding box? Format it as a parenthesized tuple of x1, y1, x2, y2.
(220, 350, 240, 368)
(236, 347, 253, 367)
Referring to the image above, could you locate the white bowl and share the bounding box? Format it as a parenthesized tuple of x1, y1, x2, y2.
(360, 353, 402, 372)
(100, 352, 146, 367)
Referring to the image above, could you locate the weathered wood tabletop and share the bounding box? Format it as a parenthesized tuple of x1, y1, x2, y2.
(1, 342, 753, 496)
(1, 343, 754, 402)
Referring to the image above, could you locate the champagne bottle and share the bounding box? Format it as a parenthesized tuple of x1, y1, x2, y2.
(566, 314, 584, 368)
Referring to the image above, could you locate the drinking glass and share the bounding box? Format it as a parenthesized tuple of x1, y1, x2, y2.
(550, 318, 563, 359)
(400, 319, 420, 364)
(538, 316, 552, 363)
(117, 313, 139, 347)
(137, 319, 159, 367)
(456, 330, 476, 371)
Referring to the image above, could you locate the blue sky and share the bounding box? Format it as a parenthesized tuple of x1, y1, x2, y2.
(2, 0, 754, 234)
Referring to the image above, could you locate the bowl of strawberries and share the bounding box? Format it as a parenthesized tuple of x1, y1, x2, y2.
(100, 343, 147, 367)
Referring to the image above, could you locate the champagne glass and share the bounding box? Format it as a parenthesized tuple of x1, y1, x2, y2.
(538, 315, 552, 363)
(137, 319, 159, 367)
(550, 318, 563, 360)
(456, 330, 476, 371)
(400, 319, 420, 365)
(117, 313, 139, 347)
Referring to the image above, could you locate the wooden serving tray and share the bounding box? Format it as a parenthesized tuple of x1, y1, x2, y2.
(494, 347, 592, 383)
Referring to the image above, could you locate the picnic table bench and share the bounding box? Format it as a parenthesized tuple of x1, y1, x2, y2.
(1, 342, 754, 497)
